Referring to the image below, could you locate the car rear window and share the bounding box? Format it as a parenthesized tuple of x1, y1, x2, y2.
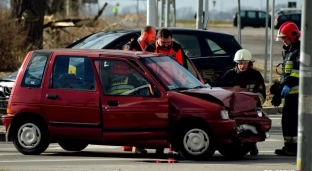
(21, 52, 50, 88)
(72, 33, 122, 49)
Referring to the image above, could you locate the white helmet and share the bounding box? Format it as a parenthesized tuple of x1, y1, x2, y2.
(234, 49, 252, 62)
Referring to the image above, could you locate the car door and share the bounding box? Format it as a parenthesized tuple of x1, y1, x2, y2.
(93, 59, 169, 142)
(41, 54, 101, 138)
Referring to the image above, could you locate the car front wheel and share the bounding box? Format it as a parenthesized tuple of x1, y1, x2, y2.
(176, 124, 215, 160)
(12, 121, 50, 155)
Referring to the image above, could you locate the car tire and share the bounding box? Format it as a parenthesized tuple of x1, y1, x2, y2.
(12, 120, 50, 155)
(58, 141, 89, 151)
(218, 142, 254, 158)
(176, 123, 216, 161)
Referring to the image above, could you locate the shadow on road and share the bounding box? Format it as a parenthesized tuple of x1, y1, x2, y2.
(42, 151, 296, 164)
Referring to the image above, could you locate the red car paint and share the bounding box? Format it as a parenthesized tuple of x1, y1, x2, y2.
(2, 49, 271, 160)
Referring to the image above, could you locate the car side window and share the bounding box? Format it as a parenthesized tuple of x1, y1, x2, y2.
(94, 60, 154, 96)
(240, 11, 246, 17)
(258, 12, 266, 19)
(205, 39, 226, 55)
(172, 34, 201, 57)
(50, 56, 95, 91)
(247, 11, 256, 19)
(21, 52, 49, 88)
(291, 14, 300, 21)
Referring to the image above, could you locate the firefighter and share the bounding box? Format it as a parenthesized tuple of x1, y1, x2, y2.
(271, 21, 300, 156)
(124, 25, 156, 51)
(218, 49, 266, 156)
(122, 25, 156, 154)
(145, 28, 188, 67)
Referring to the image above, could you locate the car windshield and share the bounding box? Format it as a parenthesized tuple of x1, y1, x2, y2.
(140, 56, 206, 90)
(1, 71, 18, 81)
(71, 32, 122, 49)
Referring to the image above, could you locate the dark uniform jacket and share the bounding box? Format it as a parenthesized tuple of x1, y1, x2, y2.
(281, 41, 300, 90)
(219, 67, 266, 105)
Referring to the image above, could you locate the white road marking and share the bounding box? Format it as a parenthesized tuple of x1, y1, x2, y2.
(265, 139, 283, 141)
(0, 158, 158, 163)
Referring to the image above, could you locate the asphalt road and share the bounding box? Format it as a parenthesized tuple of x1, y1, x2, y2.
(0, 114, 297, 171)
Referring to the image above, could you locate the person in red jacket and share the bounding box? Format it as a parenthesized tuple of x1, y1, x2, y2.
(145, 28, 187, 67)
(122, 25, 156, 154)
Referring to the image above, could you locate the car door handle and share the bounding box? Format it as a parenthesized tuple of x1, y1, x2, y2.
(46, 94, 58, 100)
(107, 100, 119, 106)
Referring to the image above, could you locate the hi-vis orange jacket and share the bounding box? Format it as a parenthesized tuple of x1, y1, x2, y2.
(145, 41, 186, 66)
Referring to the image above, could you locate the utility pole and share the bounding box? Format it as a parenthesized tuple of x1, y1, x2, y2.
(237, 0, 241, 44)
(204, 0, 209, 29)
(147, 0, 157, 26)
(165, 0, 170, 27)
(269, 0, 275, 84)
(264, 0, 269, 82)
(196, 0, 203, 29)
(172, 0, 176, 27)
(297, 0, 312, 170)
(160, 0, 164, 27)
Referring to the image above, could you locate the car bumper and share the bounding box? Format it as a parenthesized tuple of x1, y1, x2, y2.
(207, 117, 272, 144)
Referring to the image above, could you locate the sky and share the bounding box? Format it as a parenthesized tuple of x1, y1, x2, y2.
(103, 0, 302, 11)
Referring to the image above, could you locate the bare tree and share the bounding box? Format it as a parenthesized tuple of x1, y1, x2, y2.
(10, 0, 46, 50)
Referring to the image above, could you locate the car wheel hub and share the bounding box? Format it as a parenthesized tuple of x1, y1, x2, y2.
(17, 123, 41, 149)
(183, 128, 209, 155)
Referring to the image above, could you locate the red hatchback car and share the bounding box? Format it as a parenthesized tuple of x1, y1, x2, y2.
(2, 49, 271, 160)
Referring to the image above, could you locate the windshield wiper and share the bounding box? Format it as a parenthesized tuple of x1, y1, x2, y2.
(191, 85, 206, 89)
(170, 87, 190, 91)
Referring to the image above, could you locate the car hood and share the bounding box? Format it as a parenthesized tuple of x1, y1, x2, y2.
(0, 81, 15, 88)
(179, 87, 259, 113)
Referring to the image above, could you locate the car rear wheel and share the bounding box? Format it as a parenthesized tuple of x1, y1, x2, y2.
(58, 141, 89, 151)
(218, 143, 255, 158)
(12, 121, 50, 155)
(177, 124, 215, 160)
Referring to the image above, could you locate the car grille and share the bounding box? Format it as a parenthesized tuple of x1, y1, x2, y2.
(0, 99, 8, 114)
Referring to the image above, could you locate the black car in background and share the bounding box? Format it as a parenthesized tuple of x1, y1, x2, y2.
(67, 28, 242, 83)
(0, 72, 16, 124)
(274, 12, 301, 29)
(233, 10, 272, 29)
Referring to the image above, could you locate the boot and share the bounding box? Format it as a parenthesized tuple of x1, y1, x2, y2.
(275, 146, 288, 155)
(250, 144, 259, 155)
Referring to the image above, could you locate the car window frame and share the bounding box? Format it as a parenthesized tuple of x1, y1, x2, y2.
(49, 55, 96, 92)
(93, 58, 161, 97)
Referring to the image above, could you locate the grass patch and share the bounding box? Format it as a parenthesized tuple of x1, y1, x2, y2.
(0, 169, 11, 171)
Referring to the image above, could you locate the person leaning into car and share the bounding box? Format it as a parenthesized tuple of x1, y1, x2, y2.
(145, 28, 187, 67)
(213, 49, 266, 156)
(123, 25, 156, 51)
(122, 25, 156, 155)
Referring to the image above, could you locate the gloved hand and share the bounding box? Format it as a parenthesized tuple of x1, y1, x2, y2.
(271, 93, 282, 107)
(270, 82, 281, 95)
(281, 85, 290, 98)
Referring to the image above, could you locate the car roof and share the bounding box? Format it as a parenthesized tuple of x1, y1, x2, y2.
(100, 27, 235, 37)
(33, 49, 164, 58)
